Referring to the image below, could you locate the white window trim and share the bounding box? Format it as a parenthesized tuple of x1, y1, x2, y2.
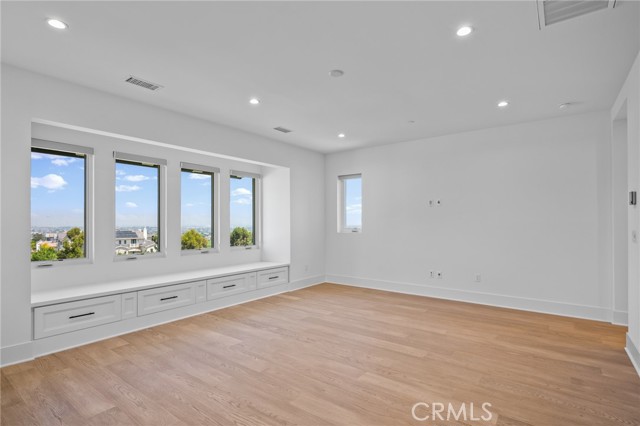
(113, 152, 167, 262)
(229, 170, 261, 250)
(338, 173, 362, 233)
(31, 139, 94, 269)
(180, 162, 220, 256)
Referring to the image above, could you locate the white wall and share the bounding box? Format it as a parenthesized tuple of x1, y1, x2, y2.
(613, 51, 640, 373)
(325, 111, 615, 321)
(0, 64, 325, 362)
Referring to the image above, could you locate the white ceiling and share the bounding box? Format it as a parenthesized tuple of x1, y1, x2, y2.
(2, 1, 639, 153)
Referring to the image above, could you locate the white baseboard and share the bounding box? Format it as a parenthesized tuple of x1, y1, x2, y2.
(0, 341, 34, 367)
(326, 274, 613, 323)
(613, 310, 629, 326)
(289, 274, 325, 291)
(626, 334, 640, 378)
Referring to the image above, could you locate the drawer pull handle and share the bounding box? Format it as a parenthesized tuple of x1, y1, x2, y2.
(69, 312, 95, 319)
(268, 276, 279, 280)
(223, 284, 236, 289)
(160, 296, 178, 301)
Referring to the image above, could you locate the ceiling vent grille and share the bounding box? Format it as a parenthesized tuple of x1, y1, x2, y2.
(125, 76, 163, 91)
(537, 0, 615, 28)
(273, 127, 292, 133)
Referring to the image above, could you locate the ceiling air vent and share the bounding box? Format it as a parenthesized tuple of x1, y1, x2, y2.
(537, 0, 616, 28)
(273, 127, 292, 133)
(125, 76, 163, 91)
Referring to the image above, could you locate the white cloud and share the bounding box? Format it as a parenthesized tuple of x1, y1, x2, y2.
(31, 174, 67, 190)
(232, 188, 252, 197)
(124, 175, 150, 182)
(185, 203, 195, 207)
(115, 184, 141, 192)
(125, 202, 138, 208)
(31, 152, 44, 160)
(115, 169, 126, 176)
(346, 203, 362, 214)
(233, 198, 251, 205)
(189, 174, 211, 180)
(51, 158, 77, 167)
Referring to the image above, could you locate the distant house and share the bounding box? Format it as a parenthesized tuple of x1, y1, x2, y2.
(115, 229, 157, 255)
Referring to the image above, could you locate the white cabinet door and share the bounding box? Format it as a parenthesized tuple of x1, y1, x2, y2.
(257, 267, 289, 289)
(34, 295, 122, 339)
(137, 282, 195, 316)
(207, 272, 256, 300)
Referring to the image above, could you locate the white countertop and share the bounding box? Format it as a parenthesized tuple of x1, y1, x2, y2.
(32, 261, 289, 307)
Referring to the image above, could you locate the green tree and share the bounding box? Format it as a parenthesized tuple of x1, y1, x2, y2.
(181, 229, 208, 250)
(58, 227, 84, 259)
(31, 246, 58, 262)
(230, 227, 253, 247)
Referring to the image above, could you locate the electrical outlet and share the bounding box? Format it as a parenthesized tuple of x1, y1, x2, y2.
(436, 199, 442, 206)
(475, 273, 482, 283)
(436, 271, 443, 279)
(429, 270, 435, 279)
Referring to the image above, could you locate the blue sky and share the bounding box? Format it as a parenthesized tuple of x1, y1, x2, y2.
(115, 162, 158, 229)
(31, 151, 85, 228)
(230, 176, 254, 231)
(345, 177, 362, 228)
(181, 170, 212, 229)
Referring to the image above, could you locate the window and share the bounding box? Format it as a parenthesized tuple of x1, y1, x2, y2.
(30, 139, 93, 264)
(114, 152, 165, 257)
(181, 162, 218, 253)
(338, 174, 362, 233)
(230, 171, 260, 247)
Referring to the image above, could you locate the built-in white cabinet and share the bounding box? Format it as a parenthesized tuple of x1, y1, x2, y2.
(34, 295, 122, 339)
(33, 265, 289, 340)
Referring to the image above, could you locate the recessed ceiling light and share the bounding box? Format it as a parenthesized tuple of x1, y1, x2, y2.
(338, 133, 346, 138)
(497, 100, 509, 108)
(47, 18, 68, 30)
(559, 102, 573, 110)
(456, 26, 473, 37)
(329, 69, 345, 78)
(249, 98, 260, 105)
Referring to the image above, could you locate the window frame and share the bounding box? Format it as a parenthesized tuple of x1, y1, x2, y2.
(338, 173, 362, 233)
(180, 162, 219, 255)
(30, 139, 94, 268)
(229, 170, 261, 250)
(113, 152, 166, 261)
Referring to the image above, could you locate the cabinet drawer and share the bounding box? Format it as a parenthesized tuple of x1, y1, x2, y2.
(34, 295, 122, 339)
(137, 282, 195, 316)
(207, 273, 256, 300)
(257, 267, 289, 289)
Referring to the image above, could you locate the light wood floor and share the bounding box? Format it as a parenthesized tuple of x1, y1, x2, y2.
(2, 284, 640, 426)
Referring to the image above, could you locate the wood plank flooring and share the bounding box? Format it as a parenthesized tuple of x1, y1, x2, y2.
(2, 283, 640, 425)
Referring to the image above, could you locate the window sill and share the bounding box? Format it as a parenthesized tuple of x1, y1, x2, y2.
(230, 245, 260, 251)
(113, 252, 166, 262)
(31, 258, 92, 270)
(181, 248, 220, 256)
